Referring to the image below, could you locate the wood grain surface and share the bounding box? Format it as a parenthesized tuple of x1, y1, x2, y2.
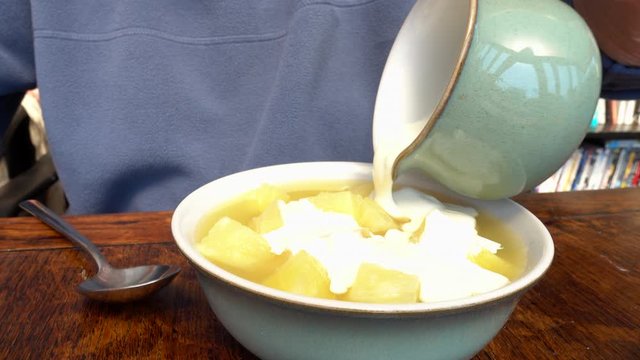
(1, 189, 639, 359)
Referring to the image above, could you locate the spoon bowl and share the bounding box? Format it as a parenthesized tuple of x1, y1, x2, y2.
(77, 264, 181, 303)
(20, 199, 180, 303)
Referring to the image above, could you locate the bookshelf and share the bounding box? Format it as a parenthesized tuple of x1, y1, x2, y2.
(535, 98, 640, 193)
(586, 124, 640, 141)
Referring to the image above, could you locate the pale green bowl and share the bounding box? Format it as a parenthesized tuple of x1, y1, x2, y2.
(373, 0, 602, 199)
(172, 162, 554, 360)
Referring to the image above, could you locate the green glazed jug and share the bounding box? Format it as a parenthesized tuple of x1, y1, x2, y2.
(373, 0, 602, 199)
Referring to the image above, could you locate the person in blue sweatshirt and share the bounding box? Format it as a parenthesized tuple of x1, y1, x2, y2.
(1, 0, 639, 214)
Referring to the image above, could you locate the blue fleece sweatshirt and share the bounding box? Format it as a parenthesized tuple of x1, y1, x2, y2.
(0, 0, 415, 214)
(1, 0, 639, 214)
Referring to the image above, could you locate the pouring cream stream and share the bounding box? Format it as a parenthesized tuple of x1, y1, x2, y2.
(372, 121, 424, 220)
(369, 0, 474, 216)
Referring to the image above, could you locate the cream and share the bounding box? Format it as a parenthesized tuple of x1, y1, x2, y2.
(262, 190, 508, 302)
(372, 120, 425, 220)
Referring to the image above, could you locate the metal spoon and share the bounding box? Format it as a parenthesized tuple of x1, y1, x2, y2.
(19, 199, 181, 303)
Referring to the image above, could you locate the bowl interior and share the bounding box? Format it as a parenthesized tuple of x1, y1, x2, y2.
(172, 162, 554, 313)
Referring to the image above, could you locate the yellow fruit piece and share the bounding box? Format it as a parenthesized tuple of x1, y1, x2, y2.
(197, 217, 288, 281)
(357, 197, 398, 234)
(469, 249, 520, 280)
(244, 183, 290, 213)
(343, 263, 420, 304)
(349, 182, 374, 197)
(307, 191, 397, 234)
(262, 251, 336, 299)
(307, 191, 361, 216)
(250, 202, 283, 234)
(198, 184, 290, 228)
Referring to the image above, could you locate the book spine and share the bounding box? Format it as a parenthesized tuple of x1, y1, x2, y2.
(571, 148, 589, 190)
(621, 150, 638, 188)
(588, 148, 608, 190)
(554, 151, 581, 192)
(609, 100, 619, 126)
(602, 148, 620, 188)
(576, 148, 596, 190)
(625, 100, 637, 125)
(610, 148, 629, 189)
(632, 159, 640, 187)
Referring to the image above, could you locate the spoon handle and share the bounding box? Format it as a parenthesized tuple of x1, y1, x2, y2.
(19, 199, 110, 272)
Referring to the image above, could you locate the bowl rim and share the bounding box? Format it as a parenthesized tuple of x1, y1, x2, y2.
(171, 161, 554, 315)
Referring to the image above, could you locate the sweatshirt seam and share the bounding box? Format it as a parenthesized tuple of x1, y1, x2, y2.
(295, 0, 380, 11)
(32, 0, 384, 45)
(33, 28, 288, 46)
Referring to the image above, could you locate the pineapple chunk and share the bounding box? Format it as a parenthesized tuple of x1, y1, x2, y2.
(197, 217, 288, 281)
(307, 191, 398, 234)
(262, 251, 336, 299)
(307, 191, 360, 216)
(343, 263, 419, 304)
(349, 183, 374, 197)
(357, 197, 398, 234)
(469, 249, 520, 280)
(250, 201, 283, 234)
(244, 183, 290, 213)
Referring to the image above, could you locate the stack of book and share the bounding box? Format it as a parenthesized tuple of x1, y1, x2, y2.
(535, 140, 640, 192)
(591, 99, 640, 129)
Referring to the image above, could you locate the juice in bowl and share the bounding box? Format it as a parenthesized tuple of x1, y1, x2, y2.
(192, 176, 527, 305)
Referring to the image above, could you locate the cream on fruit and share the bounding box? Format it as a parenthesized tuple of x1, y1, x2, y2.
(262, 188, 508, 302)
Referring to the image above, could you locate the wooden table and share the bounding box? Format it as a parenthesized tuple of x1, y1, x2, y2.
(1, 189, 639, 359)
